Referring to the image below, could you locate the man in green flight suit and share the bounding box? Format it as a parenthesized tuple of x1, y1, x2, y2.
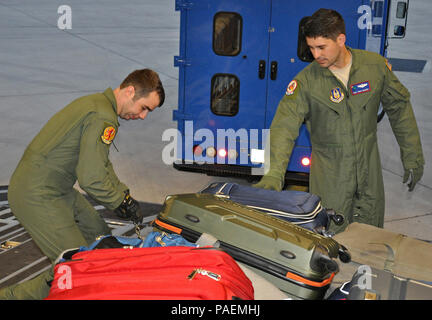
(0, 68, 165, 299)
(254, 9, 424, 234)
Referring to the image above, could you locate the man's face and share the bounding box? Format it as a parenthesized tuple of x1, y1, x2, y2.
(119, 89, 160, 120)
(306, 35, 345, 69)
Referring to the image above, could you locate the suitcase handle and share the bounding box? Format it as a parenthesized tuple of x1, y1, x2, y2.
(207, 206, 278, 239)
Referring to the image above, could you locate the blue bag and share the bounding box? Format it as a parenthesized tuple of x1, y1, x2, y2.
(143, 231, 197, 248)
(200, 182, 344, 235)
(81, 232, 197, 251)
(56, 232, 196, 264)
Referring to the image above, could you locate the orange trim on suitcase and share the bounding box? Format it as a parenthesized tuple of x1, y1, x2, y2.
(154, 219, 182, 234)
(286, 271, 335, 287)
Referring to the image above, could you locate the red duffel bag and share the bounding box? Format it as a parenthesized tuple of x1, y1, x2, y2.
(45, 246, 254, 300)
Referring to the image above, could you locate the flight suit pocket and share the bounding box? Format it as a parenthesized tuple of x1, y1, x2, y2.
(309, 94, 345, 144)
(311, 144, 344, 178)
(362, 102, 379, 135)
(309, 144, 348, 213)
(351, 84, 380, 136)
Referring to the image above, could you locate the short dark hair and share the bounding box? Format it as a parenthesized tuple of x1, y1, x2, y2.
(120, 69, 165, 107)
(303, 8, 346, 41)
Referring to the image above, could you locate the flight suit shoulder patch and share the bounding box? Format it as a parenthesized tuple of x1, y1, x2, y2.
(285, 80, 298, 96)
(385, 58, 392, 71)
(101, 124, 116, 145)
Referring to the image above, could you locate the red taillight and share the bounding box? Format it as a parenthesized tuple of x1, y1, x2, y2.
(301, 157, 311, 166)
(193, 145, 203, 156)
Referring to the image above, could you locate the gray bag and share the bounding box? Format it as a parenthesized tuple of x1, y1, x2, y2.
(333, 223, 432, 282)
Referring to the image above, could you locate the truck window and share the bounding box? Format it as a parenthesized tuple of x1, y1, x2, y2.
(374, 1, 384, 17)
(396, 2, 407, 19)
(213, 12, 242, 56)
(211, 74, 240, 116)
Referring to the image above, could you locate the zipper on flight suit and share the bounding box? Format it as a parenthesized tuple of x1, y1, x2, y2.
(331, 73, 360, 222)
(346, 84, 365, 219)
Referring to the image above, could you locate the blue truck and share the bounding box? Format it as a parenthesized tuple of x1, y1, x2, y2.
(172, 0, 409, 184)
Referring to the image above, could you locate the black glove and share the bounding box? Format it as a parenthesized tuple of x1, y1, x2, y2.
(114, 191, 142, 223)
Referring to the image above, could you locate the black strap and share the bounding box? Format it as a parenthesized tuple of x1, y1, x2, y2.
(93, 236, 125, 249)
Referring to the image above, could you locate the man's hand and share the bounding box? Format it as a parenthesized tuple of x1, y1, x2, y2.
(114, 191, 143, 223)
(252, 175, 284, 191)
(403, 166, 424, 192)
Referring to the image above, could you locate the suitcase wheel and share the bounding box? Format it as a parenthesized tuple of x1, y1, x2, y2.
(327, 209, 344, 226)
(338, 246, 351, 263)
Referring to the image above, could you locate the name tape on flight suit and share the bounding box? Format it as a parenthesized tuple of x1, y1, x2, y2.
(350, 81, 371, 95)
(101, 126, 116, 144)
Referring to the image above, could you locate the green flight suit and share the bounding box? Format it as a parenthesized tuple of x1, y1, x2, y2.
(266, 48, 424, 233)
(0, 88, 128, 299)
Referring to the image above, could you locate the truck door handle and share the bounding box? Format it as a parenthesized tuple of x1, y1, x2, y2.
(258, 60, 266, 79)
(270, 61, 278, 80)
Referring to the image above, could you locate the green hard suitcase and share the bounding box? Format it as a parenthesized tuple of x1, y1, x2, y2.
(153, 193, 351, 300)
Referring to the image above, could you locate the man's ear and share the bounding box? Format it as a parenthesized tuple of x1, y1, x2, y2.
(336, 33, 346, 47)
(126, 85, 136, 99)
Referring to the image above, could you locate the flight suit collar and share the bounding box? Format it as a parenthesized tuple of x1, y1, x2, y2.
(318, 46, 357, 81)
(346, 46, 361, 75)
(102, 87, 120, 126)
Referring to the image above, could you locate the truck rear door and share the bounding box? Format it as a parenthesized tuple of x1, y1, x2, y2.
(174, 0, 271, 164)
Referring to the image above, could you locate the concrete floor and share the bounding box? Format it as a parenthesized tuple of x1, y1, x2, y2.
(0, 0, 431, 243)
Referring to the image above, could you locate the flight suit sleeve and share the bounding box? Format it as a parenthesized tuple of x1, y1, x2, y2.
(266, 78, 309, 179)
(381, 60, 425, 170)
(75, 113, 129, 210)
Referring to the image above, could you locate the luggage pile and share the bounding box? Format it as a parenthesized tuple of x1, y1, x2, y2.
(44, 182, 432, 300)
(153, 190, 351, 300)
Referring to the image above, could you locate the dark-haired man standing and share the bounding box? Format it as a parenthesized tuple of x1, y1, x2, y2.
(0, 69, 165, 299)
(254, 9, 424, 233)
